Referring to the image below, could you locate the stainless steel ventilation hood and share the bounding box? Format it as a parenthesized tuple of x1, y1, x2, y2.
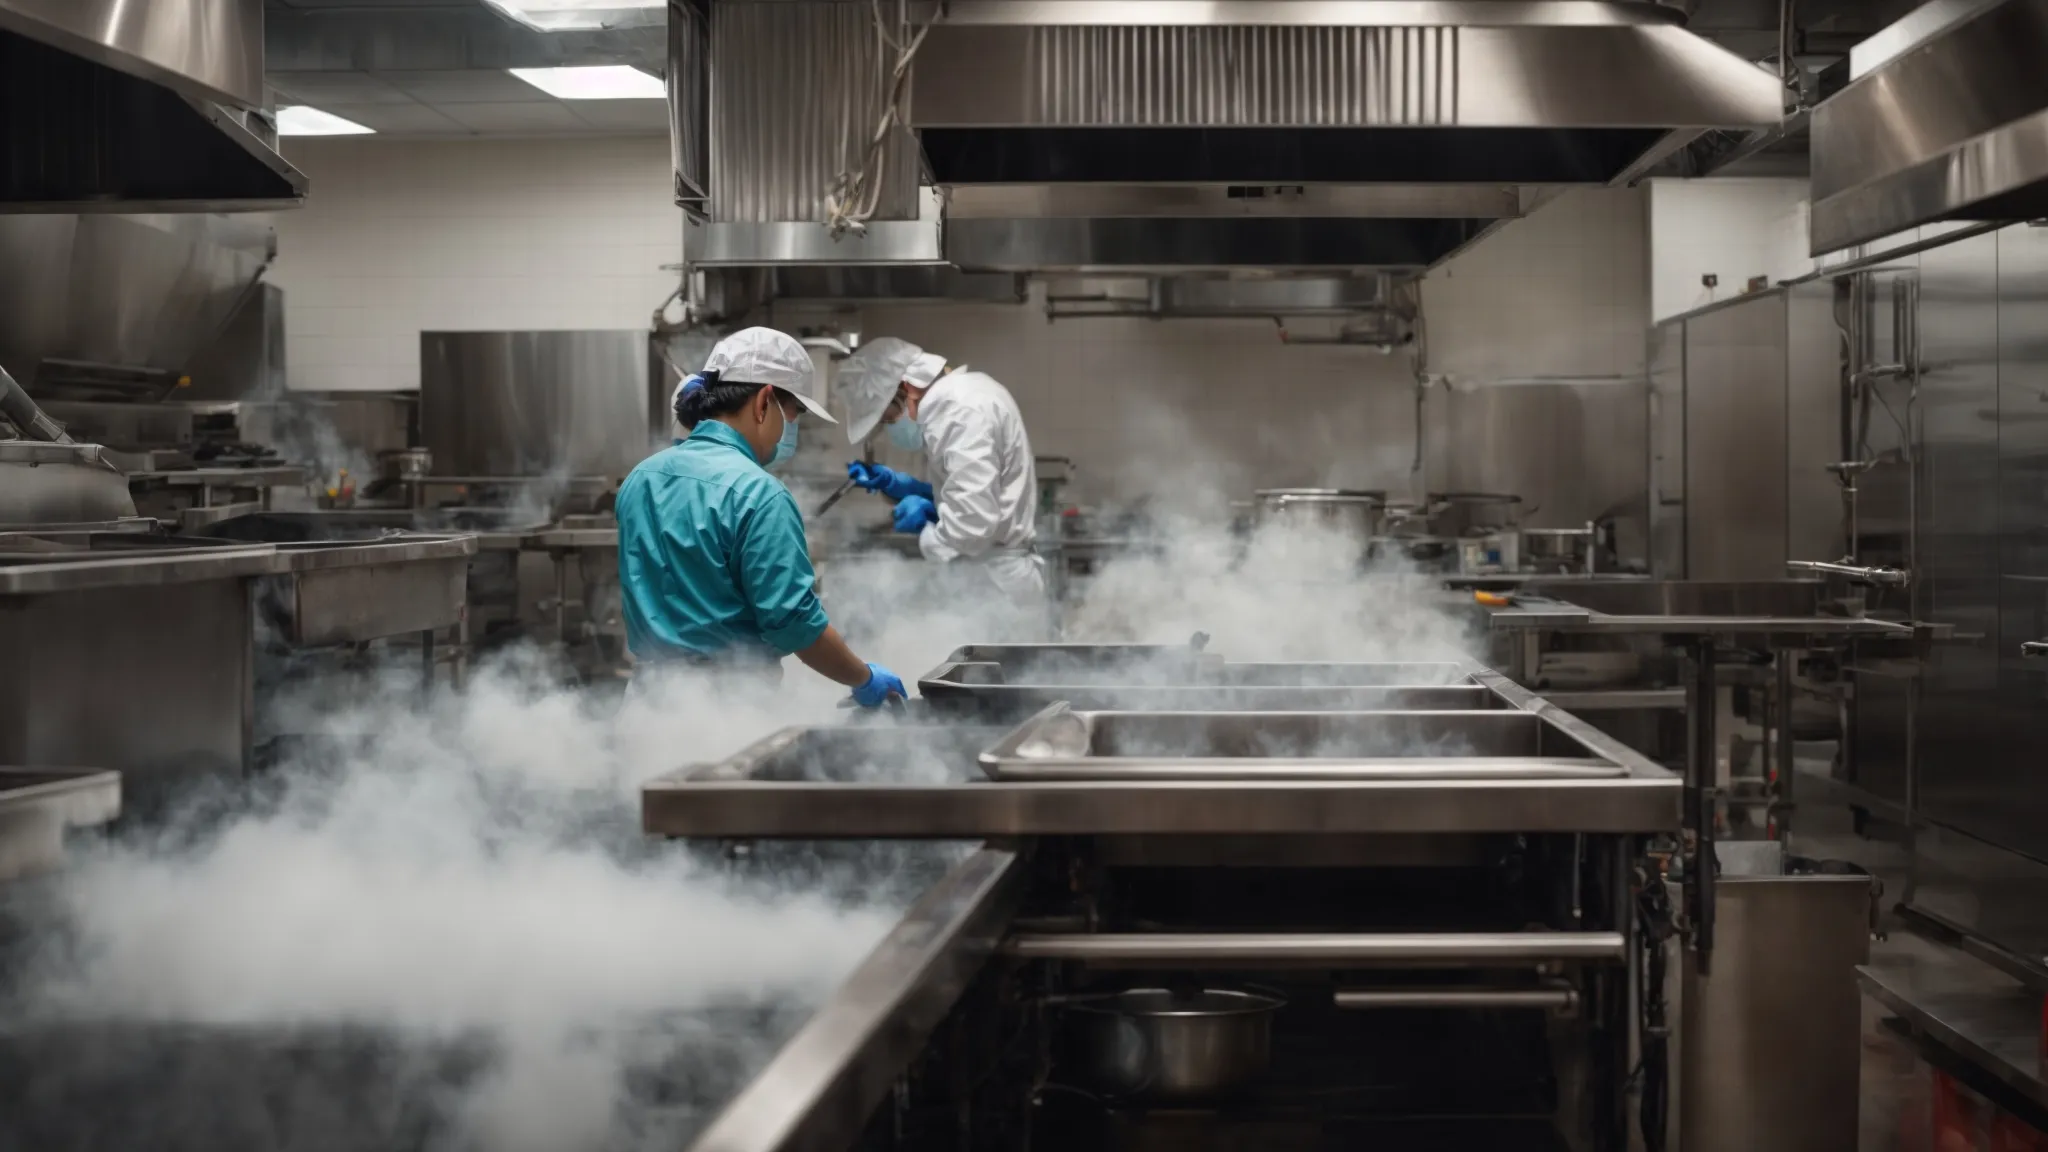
(681, 0, 1780, 272)
(1809, 0, 2048, 255)
(909, 1, 1783, 186)
(0, 0, 305, 211)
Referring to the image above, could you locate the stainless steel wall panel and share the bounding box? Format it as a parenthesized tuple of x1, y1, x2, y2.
(0, 215, 274, 384)
(1425, 379, 1649, 537)
(707, 2, 919, 223)
(1683, 293, 1789, 581)
(1968, 224, 2048, 863)
(1996, 230, 2048, 861)
(419, 331, 656, 483)
(1913, 231, 2005, 846)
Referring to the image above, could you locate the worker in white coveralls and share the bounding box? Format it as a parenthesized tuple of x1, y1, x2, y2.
(837, 338, 1047, 619)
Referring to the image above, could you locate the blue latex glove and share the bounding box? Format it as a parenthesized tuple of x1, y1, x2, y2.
(892, 494, 937, 534)
(847, 461, 931, 502)
(850, 663, 906, 709)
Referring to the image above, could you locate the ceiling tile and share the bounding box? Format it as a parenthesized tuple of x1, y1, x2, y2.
(567, 100, 669, 131)
(437, 101, 590, 132)
(318, 103, 471, 134)
(373, 69, 550, 105)
(269, 71, 416, 105)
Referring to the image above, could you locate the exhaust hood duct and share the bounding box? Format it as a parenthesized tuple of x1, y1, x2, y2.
(0, 0, 304, 211)
(907, 1, 1784, 186)
(1808, 0, 2048, 255)
(706, 0, 921, 223)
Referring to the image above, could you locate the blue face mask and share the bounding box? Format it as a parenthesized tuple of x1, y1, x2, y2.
(887, 417, 922, 452)
(768, 408, 799, 468)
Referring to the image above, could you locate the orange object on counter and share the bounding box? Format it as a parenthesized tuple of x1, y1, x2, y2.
(1474, 591, 1515, 608)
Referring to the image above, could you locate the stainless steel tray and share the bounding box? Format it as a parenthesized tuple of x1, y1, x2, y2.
(918, 645, 1483, 719)
(684, 724, 1010, 786)
(977, 705, 1625, 781)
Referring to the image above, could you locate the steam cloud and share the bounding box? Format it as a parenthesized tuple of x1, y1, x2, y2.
(0, 448, 1480, 1151)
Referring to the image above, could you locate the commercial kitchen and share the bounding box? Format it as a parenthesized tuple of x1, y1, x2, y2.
(3, 0, 2047, 1149)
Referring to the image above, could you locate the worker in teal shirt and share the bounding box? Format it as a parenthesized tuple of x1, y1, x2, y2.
(617, 327, 905, 707)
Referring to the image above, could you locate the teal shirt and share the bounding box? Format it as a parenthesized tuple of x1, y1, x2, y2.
(617, 421, 830, 662)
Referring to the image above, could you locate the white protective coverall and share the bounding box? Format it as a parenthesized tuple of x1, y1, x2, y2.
(914, 369, 1046, 605)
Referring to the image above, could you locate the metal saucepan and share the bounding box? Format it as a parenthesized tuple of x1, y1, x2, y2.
(1252, 488, 1386, 539)
(1060, 987, 1283, 1103)
(1426, 492, 1524, 537)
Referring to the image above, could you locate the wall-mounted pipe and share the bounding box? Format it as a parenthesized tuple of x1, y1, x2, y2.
(1333, 984, 1579, 1012)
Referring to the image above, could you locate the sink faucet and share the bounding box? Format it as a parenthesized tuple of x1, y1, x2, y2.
(1785, 560, 1910, 588)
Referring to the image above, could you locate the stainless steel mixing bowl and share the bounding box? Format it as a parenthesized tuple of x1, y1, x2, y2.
(1062, 987, 1283, 1103)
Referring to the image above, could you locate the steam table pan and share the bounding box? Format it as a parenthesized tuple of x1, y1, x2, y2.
(919, 645, 1485, 720)
(977, 705, 1626, 782)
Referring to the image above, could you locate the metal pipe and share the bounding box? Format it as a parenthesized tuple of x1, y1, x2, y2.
(0, 364, 71, 443)
(1004, 931, 1627, 965)
(1333, 985, 1579, 1012)
(1785, 559, 1909, 586)
(1687, 640, 1717, 973)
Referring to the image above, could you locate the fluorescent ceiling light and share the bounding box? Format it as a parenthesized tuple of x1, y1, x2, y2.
(482, 0, 663, 32)
(275, 106, 375, 136)
(508, 65, 666, 100)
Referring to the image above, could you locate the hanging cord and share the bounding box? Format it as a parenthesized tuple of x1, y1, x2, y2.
(824, 0, 935, 237)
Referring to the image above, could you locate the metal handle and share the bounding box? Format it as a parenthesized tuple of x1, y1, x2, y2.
(1333, 984, 1579, 1013)
(1785, 559, 1910, 587)
(2023, 641, 2048, 659)
(1003, 931, 1626, 966)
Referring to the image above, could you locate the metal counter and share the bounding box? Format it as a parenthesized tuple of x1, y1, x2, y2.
(1, 531, 477, 786)
(0, 768, 120, 882)
(686, 849, 1025, 1152)
(1861, 940, 2048, 1115)
(643, 665, 1680, 838)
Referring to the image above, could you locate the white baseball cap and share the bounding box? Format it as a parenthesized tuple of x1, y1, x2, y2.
(700, 327, 837, 423)
(836, 336, 924, 444)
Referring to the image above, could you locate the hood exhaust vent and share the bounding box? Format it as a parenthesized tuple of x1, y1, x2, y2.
(1809, 0, 2048, 255)
(679, 0, 1778, 272)
(0, 0, 304, 211)
(907, 1, 1783, 186)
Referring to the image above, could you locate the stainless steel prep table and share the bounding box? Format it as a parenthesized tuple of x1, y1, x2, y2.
(647, 664, 1674, 1152)
(643, 665, 1680, 837)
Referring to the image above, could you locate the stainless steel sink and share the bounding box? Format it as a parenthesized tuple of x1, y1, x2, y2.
(693, 724, 1010, 785)
(978, 707, 1622, 781)
(918, 650, 1487, 719)
(1521, 580, 1825, 618)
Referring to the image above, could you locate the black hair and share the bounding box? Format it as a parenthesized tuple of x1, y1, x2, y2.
(675, 370, 769, 431)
